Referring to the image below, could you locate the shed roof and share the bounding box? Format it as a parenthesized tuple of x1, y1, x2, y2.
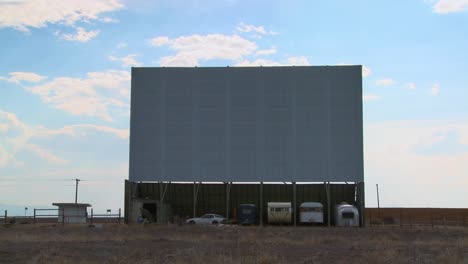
(52, 203, 91, 207)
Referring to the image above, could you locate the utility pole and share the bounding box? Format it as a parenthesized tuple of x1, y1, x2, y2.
(75, 179, 80, 204)
(376, 184, 380, 217)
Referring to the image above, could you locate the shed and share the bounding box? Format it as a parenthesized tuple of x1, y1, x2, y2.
(52, 203, 91, 224)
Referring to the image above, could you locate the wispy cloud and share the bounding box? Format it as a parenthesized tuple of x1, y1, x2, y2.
(236, 22, 267, 34)
(116, 42, 127, 49)
(0, 110, 128, 168)
(362, 66, 372, 78)
(150, 34, 257, 66)
(236, 22, 279, 37)
(59, 27, 100, 43)
(25, 70, 130, 121)
(108, 54, 142, 67)
(235, 56, 310, 67)
(431, 83, 440, 96)
(363, 94, 381, 101)
(255, 47, 277, 56)
(432, 0, 468, 14)
(405, 82, 417, 90)
(376, 78, 395, 86)
(0, 0, 123, 32)
(0, 72, 47, 84)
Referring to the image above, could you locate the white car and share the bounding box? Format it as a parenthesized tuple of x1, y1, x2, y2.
(185, 214, 226, 225)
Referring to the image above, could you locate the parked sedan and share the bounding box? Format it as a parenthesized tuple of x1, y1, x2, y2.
(185, 214, 226, 225)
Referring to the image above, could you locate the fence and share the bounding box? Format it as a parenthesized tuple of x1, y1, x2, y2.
(90, 208, 121, 224)
(34, 208, 63, 224)
(0, 208, 122, 225)
(366, 208, 468, 228)
(1, 210, 7, 224)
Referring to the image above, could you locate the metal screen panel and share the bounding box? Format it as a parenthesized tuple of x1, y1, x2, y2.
(129, 66, 363, 182)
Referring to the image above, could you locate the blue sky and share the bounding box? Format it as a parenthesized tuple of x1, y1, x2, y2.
(1, 0, 467, 215)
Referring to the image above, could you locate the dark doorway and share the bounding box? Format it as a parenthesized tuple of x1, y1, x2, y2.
(142, 203, 157, 223)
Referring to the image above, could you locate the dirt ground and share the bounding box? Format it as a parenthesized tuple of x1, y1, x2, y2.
(0, 224, 466, 264)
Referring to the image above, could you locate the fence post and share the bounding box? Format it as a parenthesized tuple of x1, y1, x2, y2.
(33, 209, 36, 224)
(90, 209, 93, 225)
(119, 208, 121, 224)
(4, 210, 7, 224)
(62, 208, 65, 226)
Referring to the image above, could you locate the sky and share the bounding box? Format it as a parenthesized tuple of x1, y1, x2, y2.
(1, 0, 467, 215)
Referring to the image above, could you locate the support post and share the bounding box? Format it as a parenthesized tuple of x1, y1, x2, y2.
(118, 208, 121, 224)
(225, 182, 231, 220)
(90, 209, 93, 225)
(260, 182, 263, 226)
(158, 181, 163, 224)
(358, 182, 365, 227)
(33, 209, 36, 224)
(293, 182, 297, 227)
(193, 182, 200, 218)
(75, 178, 80, 204)
(376, 184, 380, 217)
(325, 182, 331, 227)
(62, 208, 65, 225)
(5, 210, 7, 224)
(159, 181, 163, 202)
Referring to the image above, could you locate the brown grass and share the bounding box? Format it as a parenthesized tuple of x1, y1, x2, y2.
(0, 224, 466, 263)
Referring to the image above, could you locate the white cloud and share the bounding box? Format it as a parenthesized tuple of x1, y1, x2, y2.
(235, 56, 310, 67)
(35, 124, 129, 140)
(0, 0, 123, 32)
(150, 36, 170, 47)
(256, 47, 277, 56)
(0, 110, 66, 166)
(60, 27, 100, 42)
(362, 66, 372, 78)
(431, 83, 440, 96)
(108, 54, 142, 67)
(363, 94, 381, 101)
(151, 34, 257, 66)
(235, 59, 283, 67)
(433, 0, 468, 14)
(0, 110, 129, 168)
(405, 82, 417, 90)
(286, 56, 310, 66)
(26, 70, 130, 121)
(236, 22, 267, 35)
(0, 72, 47, 84)
(376, 78, 395, 86)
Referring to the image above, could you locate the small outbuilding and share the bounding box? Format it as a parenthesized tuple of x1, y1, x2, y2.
(52, 203, 91, 224)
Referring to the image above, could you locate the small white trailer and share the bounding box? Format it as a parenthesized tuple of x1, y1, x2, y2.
(267, 202, 292, 224)
(299, 202, 324, 224)
(335, 202, 359, 227)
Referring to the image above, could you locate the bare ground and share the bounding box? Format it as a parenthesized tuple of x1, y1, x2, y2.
(0, 224, 466, 264)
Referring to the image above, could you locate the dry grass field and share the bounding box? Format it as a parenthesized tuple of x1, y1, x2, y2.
(0, 224, 466, 264)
